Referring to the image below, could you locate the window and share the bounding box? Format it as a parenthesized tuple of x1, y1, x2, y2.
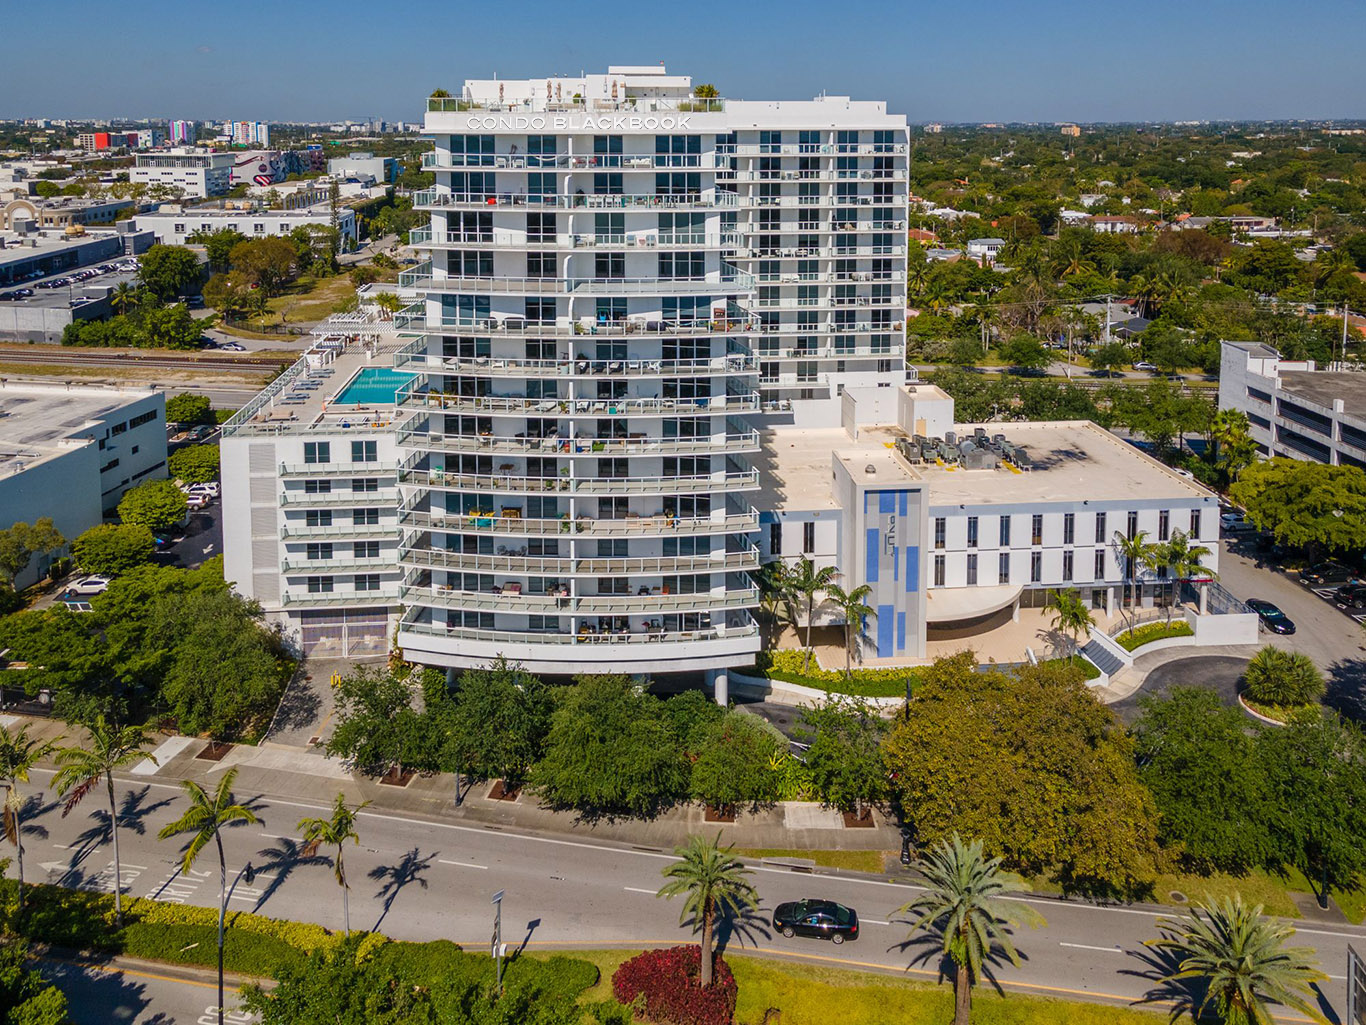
(305, 543, 333, 560)
(351, 478, 378, 493)
(353, 508, 379, 525)
(1031, 514, 1043, 546)
(803, 521, 815, 554)
(1062, 550, 1074, 582)
(352, 440, 377, 463)
(934, 517, 946, 550)
(998, 552, 1010, 584)
(305, 510, 332, 527)
(1063, 513, 1075, 545)
(999, 516, 1011, 547)
(354, 574, 381, 591)
(305, 479, 332, 494)
(1127, 510, 1138, 539)
(770, 523, 781, 556)
(129, 410, 157, 428)
(306, 576, 334, 593)
(933, 554, 946, 587)
(967, 516, 978, 549)
(1095, 511, 1107, 544)
(1190, 509, 1201, 537)
(1159, 509, 1171, 541)
(966, 553, 978, 586)
(354, 541, 380, 559)
(1030, 552, 1043, 583)
(253, 222, 265, 234)
(304, 441, 330, 464)
(1095, 548, 1106, 579)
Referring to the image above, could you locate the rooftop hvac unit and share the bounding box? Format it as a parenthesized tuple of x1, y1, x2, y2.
(1013, 447, 1033, 470)
(944, 430, 957, 446)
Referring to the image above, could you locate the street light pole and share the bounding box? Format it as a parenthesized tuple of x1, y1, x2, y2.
(491, 889, 505, 995)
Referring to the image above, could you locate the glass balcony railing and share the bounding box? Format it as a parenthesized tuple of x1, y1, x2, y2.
(397, 466, 760, 495)
(280, 590, 401, 608)
(398, 546, 759, 576)
(396, 430, 760, 457)
(401, 583, 758, 615)
(397, 508, 759, 537)
(425, 95, 726, 114)
(393, 312, 760, 338)
(398, 618, 757, 648)
(396, 353, 756, 377)
(423, 151, 719, 170)
(411, 189, 736, 210)
(399, 267, 755, 295)
(279, 490, 401, 507)
(408, 229, 738, 250)
(279, 522, 397, 540)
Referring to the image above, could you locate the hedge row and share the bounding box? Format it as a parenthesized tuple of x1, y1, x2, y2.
(1039, 655, 1102, 681)
(751, 650, 918, 698)
(1115, 620, 1194, 651)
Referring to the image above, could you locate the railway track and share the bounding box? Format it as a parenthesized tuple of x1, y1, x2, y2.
(0, 346, 288, 372)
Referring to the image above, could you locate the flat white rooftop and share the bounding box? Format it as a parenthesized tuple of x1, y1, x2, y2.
(0, 380, 157, 476)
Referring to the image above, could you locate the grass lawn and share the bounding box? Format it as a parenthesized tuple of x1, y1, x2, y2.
(219, 274, 361, 336)
(735, 848, 890, 874)
(529, 948, 1176, 1025)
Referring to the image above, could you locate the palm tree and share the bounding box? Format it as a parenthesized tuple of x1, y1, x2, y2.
(0, 724, 58, 911)
(656, 833, 759, 988)
(1209, 409, 1256, 483)
(825, 583, 874, 679)
(1113, 529, 1155, 632)
(1043, 587, 1094, 658)
(371, 291, 404, 320)
(1243, 647, 1325, 708)
(110, 281, 138, 316)
(158, 767, 259, 1025)
(787, 556, 837, 673)
(755, 560, 794, 648)
(298, 793, 370, 936)
(1163, 529, 1216, 615)
(1149, 894, 1328, 1025)
(53, 716, 157, 927)
(897, 834, 1041, 1025)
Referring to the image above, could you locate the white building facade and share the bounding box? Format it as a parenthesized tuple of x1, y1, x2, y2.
(132, 151, 235, 198)
(1219, 340, 1366, 470)
(133, 204, 358, 247)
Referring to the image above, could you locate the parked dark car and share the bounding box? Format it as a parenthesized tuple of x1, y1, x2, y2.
(1336, 583, 1366, 609)
(772, 899, 859, 944)
(1246, 598, 1296, 634)
(1301, 562, 1358, 587)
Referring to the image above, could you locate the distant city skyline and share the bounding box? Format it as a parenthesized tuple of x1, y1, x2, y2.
(2, 0, 1364, 124)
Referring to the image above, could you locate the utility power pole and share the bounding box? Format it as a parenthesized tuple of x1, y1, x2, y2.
(491, 890, 505, 994)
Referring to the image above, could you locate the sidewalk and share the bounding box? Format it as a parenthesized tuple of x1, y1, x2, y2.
(37, 724, 905, 855)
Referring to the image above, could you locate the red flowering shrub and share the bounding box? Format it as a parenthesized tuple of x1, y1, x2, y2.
(612, 944, 737, 1025)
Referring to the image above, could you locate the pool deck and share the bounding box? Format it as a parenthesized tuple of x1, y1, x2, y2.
(227, 334, 408, 436)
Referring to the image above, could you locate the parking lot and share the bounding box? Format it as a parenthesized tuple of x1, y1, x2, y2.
(0, 256, 142, 306)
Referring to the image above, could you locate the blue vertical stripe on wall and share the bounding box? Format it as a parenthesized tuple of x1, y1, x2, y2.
(899, 491, 907, 517)
(893, 544, 899, 582)
(865, 529, 880, 582)
(905, 546, 919, 592)
(897, 612, 906, 651)
(879, 491, 895, 514)
(877, 604, 894, 656)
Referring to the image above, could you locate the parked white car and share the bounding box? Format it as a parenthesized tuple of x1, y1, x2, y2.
(185, 493, 211, 510)
(187, 481, 221, 498)
(65, 574, 111, 596)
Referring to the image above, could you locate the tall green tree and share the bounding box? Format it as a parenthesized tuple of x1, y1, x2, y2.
(1112, 529, 1155, 631)
(157, 767, 259, 1025)
(884, 653, 1159, 893)
(799, 697, 889, 815)
(325, 667, 427, 778)
(228, 237, 298, 297)
(1231, 459, 1366, 555)
(0, 518, 66, 586)
(1161, 529, 1216, 615)
(1149, 895, 1328, 1025)
(0, 937, 69, 1025)
(53, 715, 157, 926)
(117, 479, 187, 533)
(1209, 408, 1257, 483)
(70, 523, 155, 576)
(0, 725, 58, 910)
(897, 834, 1041, 1025)
(442, 658, 553, 785)
(755, 560, 795, 647)
(786, 556, 837, 672)
(656, 833, 759, 988)
(298, 793, 370, 936)
(164, 393, 213, 425)
(168, 444, 220, 485)
(138, 243, 203, 301)
(824, 582, 874, 678)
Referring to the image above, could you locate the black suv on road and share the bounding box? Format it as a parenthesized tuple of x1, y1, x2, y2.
(1336, 583, 1366, 609)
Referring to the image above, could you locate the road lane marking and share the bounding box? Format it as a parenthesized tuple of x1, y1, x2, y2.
(260, 833, 296, 841)
(860, 918, 891, 926)
(623, 887, 656, 895)
(437, 859, 487, 870)
(1060, 942, 1124, 953)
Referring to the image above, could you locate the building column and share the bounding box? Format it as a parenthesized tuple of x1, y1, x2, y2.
(1011, 599, 1020, 623)
(708, 668, 729, 707)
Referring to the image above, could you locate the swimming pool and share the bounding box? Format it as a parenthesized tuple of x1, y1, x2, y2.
(333, 367, 417, 405)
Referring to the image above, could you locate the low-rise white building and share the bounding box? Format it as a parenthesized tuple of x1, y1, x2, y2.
(966, 237, 1006, 262)
(132, 150, 236, 198)
(0, 380, 167, 587)
(1219, 340, 1366, 469)
(133, 203, 357, 247)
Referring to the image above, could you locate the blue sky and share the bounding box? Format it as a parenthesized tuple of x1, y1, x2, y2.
(4, 0, 1364, 123)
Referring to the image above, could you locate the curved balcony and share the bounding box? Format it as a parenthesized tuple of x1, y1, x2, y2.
(395, 430, 760, 458)
(397, 508, 758, 537)
(397, 466, 761, 495)
(399, 266, 753, 296)
(412, 189, 737, 211)
(398, 392, 760, 417)
(397, 617, 759, 660)
(392, 309, 758, 337)
(423, 152, 719, 171)
(402, 583, 759, 615)
(398, 545, 760, 576)
(397, 353, 757, 378)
